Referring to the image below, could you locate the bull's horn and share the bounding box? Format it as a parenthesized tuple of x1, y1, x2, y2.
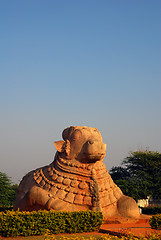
(62, 126, 75, 140)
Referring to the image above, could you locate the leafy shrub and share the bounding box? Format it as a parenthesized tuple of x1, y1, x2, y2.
(149, 214, 161, 229)
(0, 210, 103, 237)
(142, 206, 161, 215)
(0, 205, 13, 212)
(44, 233, 161, 240)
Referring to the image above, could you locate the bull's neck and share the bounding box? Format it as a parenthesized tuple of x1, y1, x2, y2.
(51, 152, 107, 180)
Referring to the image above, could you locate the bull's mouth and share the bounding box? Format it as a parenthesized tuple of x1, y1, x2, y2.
(77, 152, 106, 163)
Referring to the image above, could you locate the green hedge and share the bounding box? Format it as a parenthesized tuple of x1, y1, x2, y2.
(149, 214, 161, 229)
(0, 210, 103, 237)
(0, 206, 13, 212)
(141, 206, 161, 215)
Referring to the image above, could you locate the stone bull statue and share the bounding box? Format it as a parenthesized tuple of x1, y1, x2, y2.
(14, 126, 140, 219)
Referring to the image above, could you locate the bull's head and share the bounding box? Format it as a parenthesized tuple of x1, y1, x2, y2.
(54, 126, 106, 163)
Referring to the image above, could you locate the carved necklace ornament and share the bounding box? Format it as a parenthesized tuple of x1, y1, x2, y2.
(33, 152, 122, 208)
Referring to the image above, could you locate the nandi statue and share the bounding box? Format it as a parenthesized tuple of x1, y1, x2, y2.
(14, 126, 140, 219)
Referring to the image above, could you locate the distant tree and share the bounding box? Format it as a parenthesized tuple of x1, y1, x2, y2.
(109, 150, 161, 200)
(0, 172, 18, 206)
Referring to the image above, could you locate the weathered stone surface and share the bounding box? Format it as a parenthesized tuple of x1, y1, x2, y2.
(14, 126, 140, 219)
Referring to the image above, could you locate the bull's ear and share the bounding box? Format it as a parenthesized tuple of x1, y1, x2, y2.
(54, 140, 65, 152)
(54, 140, 71, 155)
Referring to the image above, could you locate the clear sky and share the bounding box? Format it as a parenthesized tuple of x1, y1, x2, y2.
(0, 0, 161, 184)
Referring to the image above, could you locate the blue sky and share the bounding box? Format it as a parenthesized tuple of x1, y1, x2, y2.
(0, 0, 161, 184)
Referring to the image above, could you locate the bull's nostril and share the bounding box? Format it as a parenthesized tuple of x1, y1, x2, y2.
(88, 140, 94, 145)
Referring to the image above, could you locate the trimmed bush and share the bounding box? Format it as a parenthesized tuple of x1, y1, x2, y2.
(142, 206, 161, 215)
(0, 210, 103, 237)
(44, 233, 161, 240)
(0, 206, 13, 212)
(149, 214, 161, 229)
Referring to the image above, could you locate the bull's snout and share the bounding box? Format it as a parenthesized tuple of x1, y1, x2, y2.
(87, 140, 94, 145)
(102, 142, 107, 152)
(79, 139, 106, 162)
(86, 139, 106, 152)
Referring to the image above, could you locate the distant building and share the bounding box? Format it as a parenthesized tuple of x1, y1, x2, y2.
(137, 196, 161, 207)
(137, 196, 150, 208)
